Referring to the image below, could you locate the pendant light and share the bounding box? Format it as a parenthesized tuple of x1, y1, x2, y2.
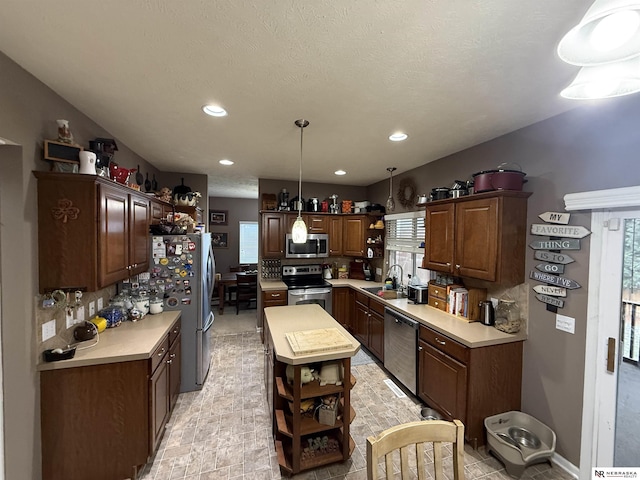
(291, 119, 309, 244)
(386, 167, 397, 213)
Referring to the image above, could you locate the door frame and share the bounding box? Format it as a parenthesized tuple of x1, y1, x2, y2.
(565, 185, 640, 479)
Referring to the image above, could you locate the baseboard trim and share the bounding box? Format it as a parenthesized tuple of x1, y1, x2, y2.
(552, 452, 579, 479)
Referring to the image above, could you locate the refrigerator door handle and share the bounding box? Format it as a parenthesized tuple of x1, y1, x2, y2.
(204, 311, 214, 331)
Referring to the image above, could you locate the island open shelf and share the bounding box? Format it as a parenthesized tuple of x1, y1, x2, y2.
(264, 304, 360, 476)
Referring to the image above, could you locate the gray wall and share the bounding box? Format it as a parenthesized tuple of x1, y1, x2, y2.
(0, 51, 160, 479)
(259, 178, 368, 209)
(208, 197, 259, 274)
(366, 95, 640, 466)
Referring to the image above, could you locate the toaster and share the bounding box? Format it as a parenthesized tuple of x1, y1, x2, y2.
(407, 285, 429, 304)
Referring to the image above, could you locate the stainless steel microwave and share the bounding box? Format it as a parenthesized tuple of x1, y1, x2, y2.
(285, 233, 329, 258)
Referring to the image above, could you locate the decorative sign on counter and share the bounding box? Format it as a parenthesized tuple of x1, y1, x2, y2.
(530, 270, 581, 289)
(529, 238, 581, 250)
(533, 285, 567, 297)
(538, 211, 571, 224)
(285, 328, 352, 355)
(536, 262, 565, 274)
(534, 250, 575, 264)
(536, 294, 565, 308)
(530, 224, 591, 239)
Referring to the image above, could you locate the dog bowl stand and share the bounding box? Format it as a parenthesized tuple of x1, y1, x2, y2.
(484, 411, 556, 478)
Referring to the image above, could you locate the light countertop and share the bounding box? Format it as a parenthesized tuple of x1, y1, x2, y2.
(265, 304, 360, 365)
(38, 311, 181, 371)
(330, 280, 527, 348)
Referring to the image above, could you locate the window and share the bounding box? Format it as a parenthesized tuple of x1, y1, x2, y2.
(239, 221, 258, 264)
(385, 211, 430, 285)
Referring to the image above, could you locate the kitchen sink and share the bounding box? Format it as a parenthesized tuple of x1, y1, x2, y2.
(361, 286, 383, 294)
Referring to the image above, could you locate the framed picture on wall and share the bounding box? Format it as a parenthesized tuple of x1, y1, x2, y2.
(212, 232, 228, 248)
(210, 210, 228, 225)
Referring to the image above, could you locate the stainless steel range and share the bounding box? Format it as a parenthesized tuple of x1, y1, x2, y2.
(282, 264, 332, 315)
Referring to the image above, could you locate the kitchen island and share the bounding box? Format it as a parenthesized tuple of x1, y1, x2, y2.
(38, 311, 181, 480)
(264, 304, 360, 476)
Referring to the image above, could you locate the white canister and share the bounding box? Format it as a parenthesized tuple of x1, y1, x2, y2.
(79, 151, 97, 175)
(149, 298, 164, 315)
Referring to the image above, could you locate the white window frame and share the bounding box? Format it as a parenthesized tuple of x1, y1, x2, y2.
(384, 211, 429, 284)
(239, 221, 258, 264)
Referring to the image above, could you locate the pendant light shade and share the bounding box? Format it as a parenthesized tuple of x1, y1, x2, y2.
(386, 167, 396, 213)
(558, 0, 640, 66)
(291, 119, 309, 244)
(561, 56, 640, 98)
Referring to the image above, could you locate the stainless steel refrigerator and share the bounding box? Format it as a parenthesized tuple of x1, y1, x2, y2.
(149, 233, 215, 392)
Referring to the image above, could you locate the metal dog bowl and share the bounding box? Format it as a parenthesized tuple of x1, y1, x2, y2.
(508, 427, 541, 449)
(421, 407, 443, 421)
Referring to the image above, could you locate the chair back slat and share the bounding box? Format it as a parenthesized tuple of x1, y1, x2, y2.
(367, 419, 465, 480)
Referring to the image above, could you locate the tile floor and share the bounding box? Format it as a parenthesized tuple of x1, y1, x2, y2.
(140, 320, 575, 480)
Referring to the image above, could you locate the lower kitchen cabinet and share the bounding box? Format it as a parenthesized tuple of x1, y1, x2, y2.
(417, 324, 522, 448)
(40, 319, 181, 480)
(331, 287, 353, 332)
(262, 289, 288, 308)
(353, 291, 384, 361)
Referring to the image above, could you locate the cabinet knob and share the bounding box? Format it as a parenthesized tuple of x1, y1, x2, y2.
(418, 345, 423, 351)
(435, 337, 446, 345)
(434, 301, 439, 306)
(446, 262, 451, 267)
(166, 359, 173, 365)
(455, 264, 460, 269)
(169, 353, 176, 359)
(157, 348, 166, 356)
(272, 293, 280, 298)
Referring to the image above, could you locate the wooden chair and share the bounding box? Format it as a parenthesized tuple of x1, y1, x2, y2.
(366, 419, 465, 480)
(235, 272, 257, 314)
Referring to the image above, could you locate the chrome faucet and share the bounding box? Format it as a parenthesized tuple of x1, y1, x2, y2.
(387, 264, 404, 292)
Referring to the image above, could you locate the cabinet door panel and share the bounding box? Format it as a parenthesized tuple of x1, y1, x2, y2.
(307, 215, 328, 233)
(343, 216, 366, 257)
(368, 310, 384, 362)
(169, 334, 181, 411)
(328, 216, 343, 255)
(419, 341, 467, 422)
(332, 287, 351, 331)
(150, 359, 169, 453)
(455, 198, 498, 281)
(130, 195, 150, 274)
(262, 213, 285, 257)
(424, 204, 455, 272)
(353, 301, 369, 346)
(99, 185, 129, 287)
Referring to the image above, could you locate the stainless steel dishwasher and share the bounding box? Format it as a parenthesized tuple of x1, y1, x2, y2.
(383, 307, 418, 395)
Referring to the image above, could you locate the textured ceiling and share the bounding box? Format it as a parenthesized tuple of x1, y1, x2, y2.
(0, 1, 588, 198)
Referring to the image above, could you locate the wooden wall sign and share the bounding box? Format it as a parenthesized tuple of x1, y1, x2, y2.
(533, 285, 567, 297)
(538, 211, 571, 224)
(529, 238, 581, 250)
(536, 294, 565, 308)
(530, 224, 590, 238)
(536, 262, 565, 274)
(534, 251, 575, 264)
(530, 270, 581, 289)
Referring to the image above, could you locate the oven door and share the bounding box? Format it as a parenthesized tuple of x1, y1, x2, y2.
(288, 287, 332, 315)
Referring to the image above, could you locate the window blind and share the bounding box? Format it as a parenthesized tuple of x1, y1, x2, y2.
(239, 221, 258, 264)
(385, 211, 425, 253)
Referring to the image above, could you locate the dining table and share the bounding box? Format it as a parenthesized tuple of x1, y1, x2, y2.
(216, 270, 259, 314)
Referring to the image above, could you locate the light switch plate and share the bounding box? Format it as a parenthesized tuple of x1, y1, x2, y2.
(42, 320, 56, 341)
(66, 308, 75, 329)
(76, 305, 85, 322)
(97, 298, 103, 310)
(556, 314, 575, 334)
(376, 268, 382, 276)
(88, 301, 95, 317)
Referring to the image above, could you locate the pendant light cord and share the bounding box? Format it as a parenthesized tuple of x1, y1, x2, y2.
(298, 123, 303, 216)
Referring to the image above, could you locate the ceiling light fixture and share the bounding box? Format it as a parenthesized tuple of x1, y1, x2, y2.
(335, 170, 347, 175)
(291, 119, 309, 244)
(389, 132, 408, 142)
(202, 105, 228, 117)
(386, 167, 397, 213)
(219, 159, 234, 166)
(561, 56, 640, 98)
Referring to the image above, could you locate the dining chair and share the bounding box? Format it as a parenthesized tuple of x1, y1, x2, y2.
(226, 266, 247, 304)
(366, 419, 465, 480)
(236, 272, 257, 314)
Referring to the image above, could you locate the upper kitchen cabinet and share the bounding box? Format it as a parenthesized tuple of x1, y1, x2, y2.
(328, 216, 343, 256)
(34, 172, 151, 292)
(423, 191, 531, 285)
(261, 212, 286, 258)
(285, 213, 328, 233)
(342, 215, 368, 257)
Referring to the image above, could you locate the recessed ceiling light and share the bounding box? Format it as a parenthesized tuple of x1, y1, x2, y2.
(389, 132, 408, 142)
(219, 159, 234, 166)
(334, 170, 347, 176)
(202, 105, 228, 117)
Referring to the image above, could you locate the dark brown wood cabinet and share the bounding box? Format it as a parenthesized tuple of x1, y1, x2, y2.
(417, 324, 522, 447)
(150, 198, 173, 225)
(40, 318, 182, 480)
(34, 172, 152, 292)
(262, 289, 287, 308)
(343, 215, 368, 257)
(423, 191, 531, 285)
(353, 291, 384, 361)
(332, 287, 353, 332)
(328, 215, 343, 256)
(261, 212, 286, 258)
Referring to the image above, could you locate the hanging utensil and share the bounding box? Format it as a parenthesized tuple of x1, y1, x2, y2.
(145, 173, 151, 192)
(151, 174, 158, 191)
(136, 165, 143, 185)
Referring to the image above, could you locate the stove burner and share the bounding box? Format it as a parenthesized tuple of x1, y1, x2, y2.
(282, 264, 332, 290)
